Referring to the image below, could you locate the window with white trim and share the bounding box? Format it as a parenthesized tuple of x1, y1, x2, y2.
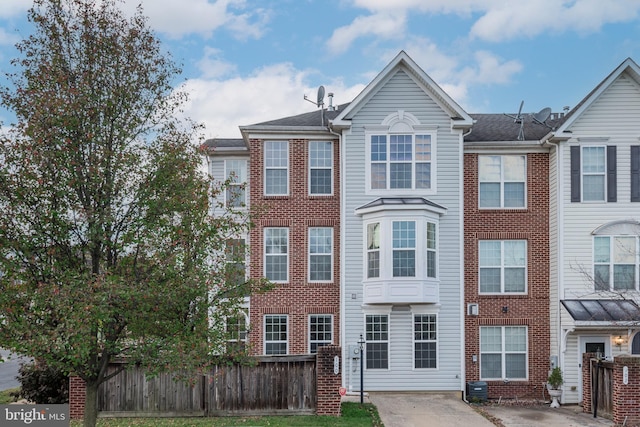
(414, 314, 437, 369)
(225, 160, 247, 208)
(225, 238, 246, 290)
(594, 235, 638, 291)
(309, 314, 332, 353)
(365, 314, 389, 369)
(365, 219, 437, 281)
(479, 155, 526, 208)
(479, 240, 527, 293)
(265, 141, 288, 195)
(370, 134, 432, 190)
(309, 141, 332, 195)
(226, 311, 247, 353)
(264, 314, 288, 355)
(309, 227, 332, 282)
(264, 227, 288, 282)
(480, 326, 527, 380)
(582, 146, 606, 201)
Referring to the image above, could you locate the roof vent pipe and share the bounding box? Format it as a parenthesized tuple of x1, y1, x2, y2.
(328, 93, 335, 111)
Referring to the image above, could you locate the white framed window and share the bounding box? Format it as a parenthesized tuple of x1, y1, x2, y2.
(480, 326, 527, 380)
(309, 314, 333, 353)
(414, 314, 437, 369)
(225, 160, 247, 208)
(364, 218, 438, 281)
(265, 141, 288, 195)
(309, 227, 332, 282)
(370, 134, 432, 190)
(393, 221, 416, 277)
(225, 238, 246, 290)
(594, 235, 638, 291)
(309, 141, 333, 195)
(365, 314, 389, 369)
(264, 314, 288, 355)
(582, 146, 606, 201)
(264, 227, 288, 282)
(479, 240, 527, 294)
(367, 223, 380, 278)
(226, 310, 248, 353)
(479, 155, 526, 208)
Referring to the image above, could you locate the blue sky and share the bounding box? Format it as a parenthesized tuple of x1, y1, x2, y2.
(2, 0, 640, 138)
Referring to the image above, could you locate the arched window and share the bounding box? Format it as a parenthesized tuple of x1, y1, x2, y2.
(632, 332, 640, 354)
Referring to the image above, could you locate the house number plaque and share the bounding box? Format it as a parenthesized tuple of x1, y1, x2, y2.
(334, 356, 340, 375)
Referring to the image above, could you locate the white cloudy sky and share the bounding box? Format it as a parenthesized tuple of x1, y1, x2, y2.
(1, 0, 640, 138)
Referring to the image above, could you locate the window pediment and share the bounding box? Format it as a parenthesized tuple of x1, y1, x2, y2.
(593, 220, 640, 236)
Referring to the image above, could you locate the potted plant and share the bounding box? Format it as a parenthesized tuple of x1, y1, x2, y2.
(547, 366, 563, 408)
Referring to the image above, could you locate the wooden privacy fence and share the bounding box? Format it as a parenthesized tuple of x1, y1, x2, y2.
(97, 354, 317, 417)
(590, 358, 613, 419)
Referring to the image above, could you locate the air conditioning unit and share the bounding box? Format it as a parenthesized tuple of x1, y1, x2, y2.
(467, 303, 479, 316)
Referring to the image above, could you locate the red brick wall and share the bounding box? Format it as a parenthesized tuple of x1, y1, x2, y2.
(69, 376, 86, 420)
(316, 345, 342, 416)
(612, 355, 640, 425)
(463, 152, 551, 399)
(247, 138, 341, 355)
(582, 353, 595, 413)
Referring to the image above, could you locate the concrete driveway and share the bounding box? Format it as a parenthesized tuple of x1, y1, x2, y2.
(353, 393, 616, 427)
(366, 392, 495, 427)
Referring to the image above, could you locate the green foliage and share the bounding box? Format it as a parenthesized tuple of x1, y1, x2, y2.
(0, 388, 20, 404)
(547, 366, 563, 389)
(0, 0, 269, 425)
(13, 362, 69, 404)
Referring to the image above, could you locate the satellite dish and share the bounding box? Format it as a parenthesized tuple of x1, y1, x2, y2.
(317, 85, 325, 106)
(533, 107, 551, 124)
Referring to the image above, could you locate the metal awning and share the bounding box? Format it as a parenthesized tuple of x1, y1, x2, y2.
(561, 299, 640, 322)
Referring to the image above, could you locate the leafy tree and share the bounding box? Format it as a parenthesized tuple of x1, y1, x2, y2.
(0, 1, 266, 426)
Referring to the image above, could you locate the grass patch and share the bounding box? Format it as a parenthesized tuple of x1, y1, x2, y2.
(69, 403, 383, 427)
(0, 388, 20, 404)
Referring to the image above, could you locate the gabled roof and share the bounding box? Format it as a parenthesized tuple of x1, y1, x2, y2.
(553, 57, 640, 137)
(332, 51, 473, 129)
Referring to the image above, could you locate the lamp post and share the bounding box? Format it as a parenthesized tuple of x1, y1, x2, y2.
(358, 334, 365, 404)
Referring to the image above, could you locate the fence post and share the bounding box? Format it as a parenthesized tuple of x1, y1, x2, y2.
(582, 353, 595, 414)
(316, 345, 342, 416)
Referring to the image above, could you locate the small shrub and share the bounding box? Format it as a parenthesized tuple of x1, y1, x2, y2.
(14, 362, 69, 404)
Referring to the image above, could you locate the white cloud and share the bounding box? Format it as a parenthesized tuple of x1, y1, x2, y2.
(196, 47, 237, 79)
(0, 0, 28, 19)
(326, 12, 407, 54)
(124, 0, 269, 39)
(179, 63, 365, 138)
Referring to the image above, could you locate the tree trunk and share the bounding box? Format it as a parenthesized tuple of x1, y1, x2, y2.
(83, 381, 99, 427)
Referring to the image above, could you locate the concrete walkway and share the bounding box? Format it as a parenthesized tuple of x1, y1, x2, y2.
(364, 392, 496, 427)
(348, 392, 617, 427)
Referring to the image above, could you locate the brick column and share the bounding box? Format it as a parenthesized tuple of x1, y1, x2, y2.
(69, 376, 86, 420)
(316, 345, 342, 416)
(582, 353, 596, 414)
(612, 355, 640, 426)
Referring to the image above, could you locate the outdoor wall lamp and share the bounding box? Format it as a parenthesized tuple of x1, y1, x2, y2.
(615, 336, 624, 347)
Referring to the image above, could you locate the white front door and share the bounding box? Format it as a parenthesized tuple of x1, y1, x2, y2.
(578, 336, 610, 402)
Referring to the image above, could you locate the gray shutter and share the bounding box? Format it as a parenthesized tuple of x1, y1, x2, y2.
(607, 145, 616, 202)
(570, 146, 580, 202)
(632, 146, 640, 202)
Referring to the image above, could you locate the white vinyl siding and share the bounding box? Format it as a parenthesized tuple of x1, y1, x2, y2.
(265, 141, 288, 195)
(343, 68, 463, 390)
(479, 155, 526, 208)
